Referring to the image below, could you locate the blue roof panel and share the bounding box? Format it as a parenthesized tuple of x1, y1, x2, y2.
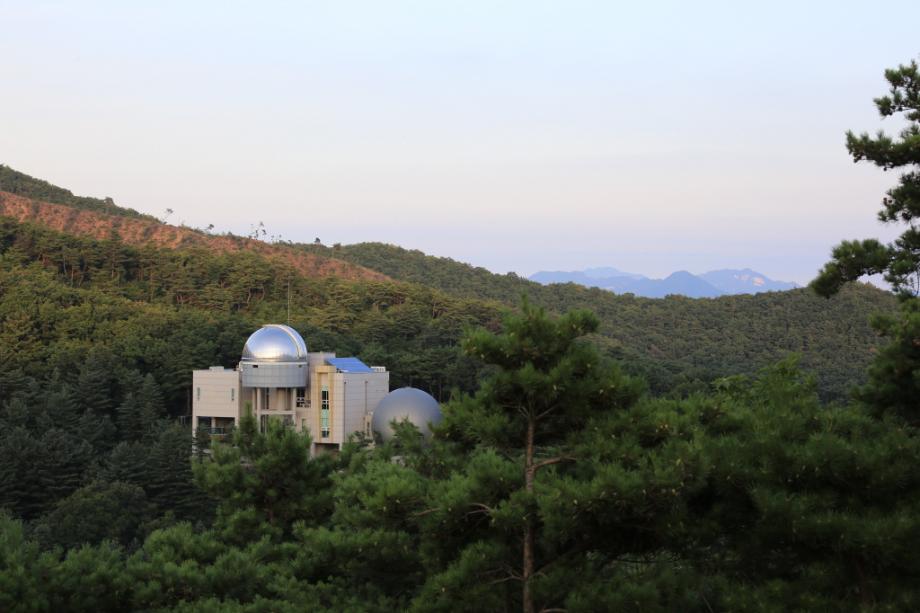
(326, 357, 373, 373)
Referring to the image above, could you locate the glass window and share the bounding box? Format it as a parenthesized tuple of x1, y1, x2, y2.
(196, 387, 201, 401)
(321, 385, 330, 438)
(230, 388, 235, 402)
(296, 387, 306, 408)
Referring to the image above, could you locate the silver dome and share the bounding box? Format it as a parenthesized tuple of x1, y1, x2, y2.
(372, 387, 442, 442)
(241, 324, 308, 363)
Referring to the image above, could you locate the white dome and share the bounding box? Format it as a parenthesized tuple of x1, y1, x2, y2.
(241, 324, 308, 363)
(372, 387, 442, 442)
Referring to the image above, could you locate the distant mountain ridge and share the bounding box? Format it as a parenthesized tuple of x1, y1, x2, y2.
(529, 267, 798, 298)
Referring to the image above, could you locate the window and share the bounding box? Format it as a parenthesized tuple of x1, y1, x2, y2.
(321, 385, 330, 438)
(230, 388, 235, 402)
(296, 387, 306, 408)
(196, 387, 201, 401)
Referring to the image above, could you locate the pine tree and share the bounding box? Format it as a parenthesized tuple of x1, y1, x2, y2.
(811, 60, 920, 298)
(146, 424, 211, 521)
(138, 374, 165, 433)
(101, 441, 151, 488)
(115, 392, 143, 440)
(691, 360, 920, 609)
(411, 302, 707, 613)
(74, 353, 117, 418)
(0, 428, 46, 518)
(32, 481, 151, 550)
(194, 410, 332, 543)
(810, 59, 920, 422)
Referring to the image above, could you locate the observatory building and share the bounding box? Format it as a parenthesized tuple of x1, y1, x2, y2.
(192, 324, 442, 455)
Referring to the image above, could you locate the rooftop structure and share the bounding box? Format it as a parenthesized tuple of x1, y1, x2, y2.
(241, 324, 308, 362)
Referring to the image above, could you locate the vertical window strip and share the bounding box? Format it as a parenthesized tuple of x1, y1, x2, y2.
(321, 385, 330, 438)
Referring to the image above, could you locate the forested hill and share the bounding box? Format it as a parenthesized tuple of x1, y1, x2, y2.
(0, 168, 898, 402)
(306, 242, 896, 398)
(306, 241, 540, 303)
(0, 188, 389, 283)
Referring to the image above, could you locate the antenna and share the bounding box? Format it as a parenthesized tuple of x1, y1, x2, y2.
(287, 276, 291, 324)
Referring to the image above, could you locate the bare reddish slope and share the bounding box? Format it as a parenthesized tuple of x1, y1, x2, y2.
(0, 191, 390, 282)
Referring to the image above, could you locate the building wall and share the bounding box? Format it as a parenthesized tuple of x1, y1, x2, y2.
(192, 368, 241, 429)
(240, 362, 307, 388)
(341, 371, 390, 440)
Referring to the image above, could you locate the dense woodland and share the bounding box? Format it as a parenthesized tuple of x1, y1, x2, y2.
(2, 60, 920, 611)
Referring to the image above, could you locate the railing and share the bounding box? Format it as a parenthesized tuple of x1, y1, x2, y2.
(197, 426, 231, 435)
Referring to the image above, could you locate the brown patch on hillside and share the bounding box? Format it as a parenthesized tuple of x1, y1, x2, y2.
(0, 191, 390, 283)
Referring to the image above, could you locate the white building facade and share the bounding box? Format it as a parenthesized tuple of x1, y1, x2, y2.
(192, 324, 389, 455)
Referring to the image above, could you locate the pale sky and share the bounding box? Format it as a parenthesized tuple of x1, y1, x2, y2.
(1, 1, 917, 284)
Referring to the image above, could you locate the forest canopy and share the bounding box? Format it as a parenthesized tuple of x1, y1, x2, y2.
(1, 58, 919, 612)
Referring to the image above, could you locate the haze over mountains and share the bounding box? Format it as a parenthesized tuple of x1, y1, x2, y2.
(529, 267, 799, 298)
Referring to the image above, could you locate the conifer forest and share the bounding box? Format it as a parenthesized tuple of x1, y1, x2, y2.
(1, 60, 920, 612)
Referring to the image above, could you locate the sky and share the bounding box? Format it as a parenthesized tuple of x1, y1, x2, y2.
(1, 1, 918, 284)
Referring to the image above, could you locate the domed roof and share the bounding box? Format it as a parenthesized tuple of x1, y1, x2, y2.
(241, 324, 308, 363)
(371, 387, 442, 442)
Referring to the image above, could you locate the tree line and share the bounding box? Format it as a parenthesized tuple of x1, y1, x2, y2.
(2, 303, 919, 611)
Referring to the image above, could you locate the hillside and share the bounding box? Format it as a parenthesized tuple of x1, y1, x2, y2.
(301, 241, 897, 398)
(0, 180, 896, 403)
(0, 189, 389, 283)
(0, 165, 157, 221)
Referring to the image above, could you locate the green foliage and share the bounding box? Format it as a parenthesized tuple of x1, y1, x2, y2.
(2, 157, 920, 609)
(856, 300, 920, 422)
(194, 411, 333, 541)
(0, 427, 92, 520)
(691, 358, 920, 609)
(810, 59, 920, 423)
(0, 307, 919, 610)
(31, 481, 151, 550)
(812, 60, 920, 298)
(415, 304, 697, 612)
(312, 241, 897, 401)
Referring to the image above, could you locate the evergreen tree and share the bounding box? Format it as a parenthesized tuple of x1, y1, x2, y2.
(42, 378, 81, 433)
(115, 392, 143, 440)
(691, 360, 920, 609)
(32, 481, 151, 550)
(138, 373, 165, 432)
(0, 428, 46, 518)
(146, 424, 211, 521)
(810, 59, 920, 422)
(0, 427, 92, 519)
(855, 300, 920, 421)
(193, 410, 332, 542)
(812, 60, 920, 298)
(414, 302, 697, 613)
(74, 353, 117, 418)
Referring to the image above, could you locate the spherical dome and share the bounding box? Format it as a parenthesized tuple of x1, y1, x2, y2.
(372, 387, 442, 442)
(241, 324, 308, 363)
